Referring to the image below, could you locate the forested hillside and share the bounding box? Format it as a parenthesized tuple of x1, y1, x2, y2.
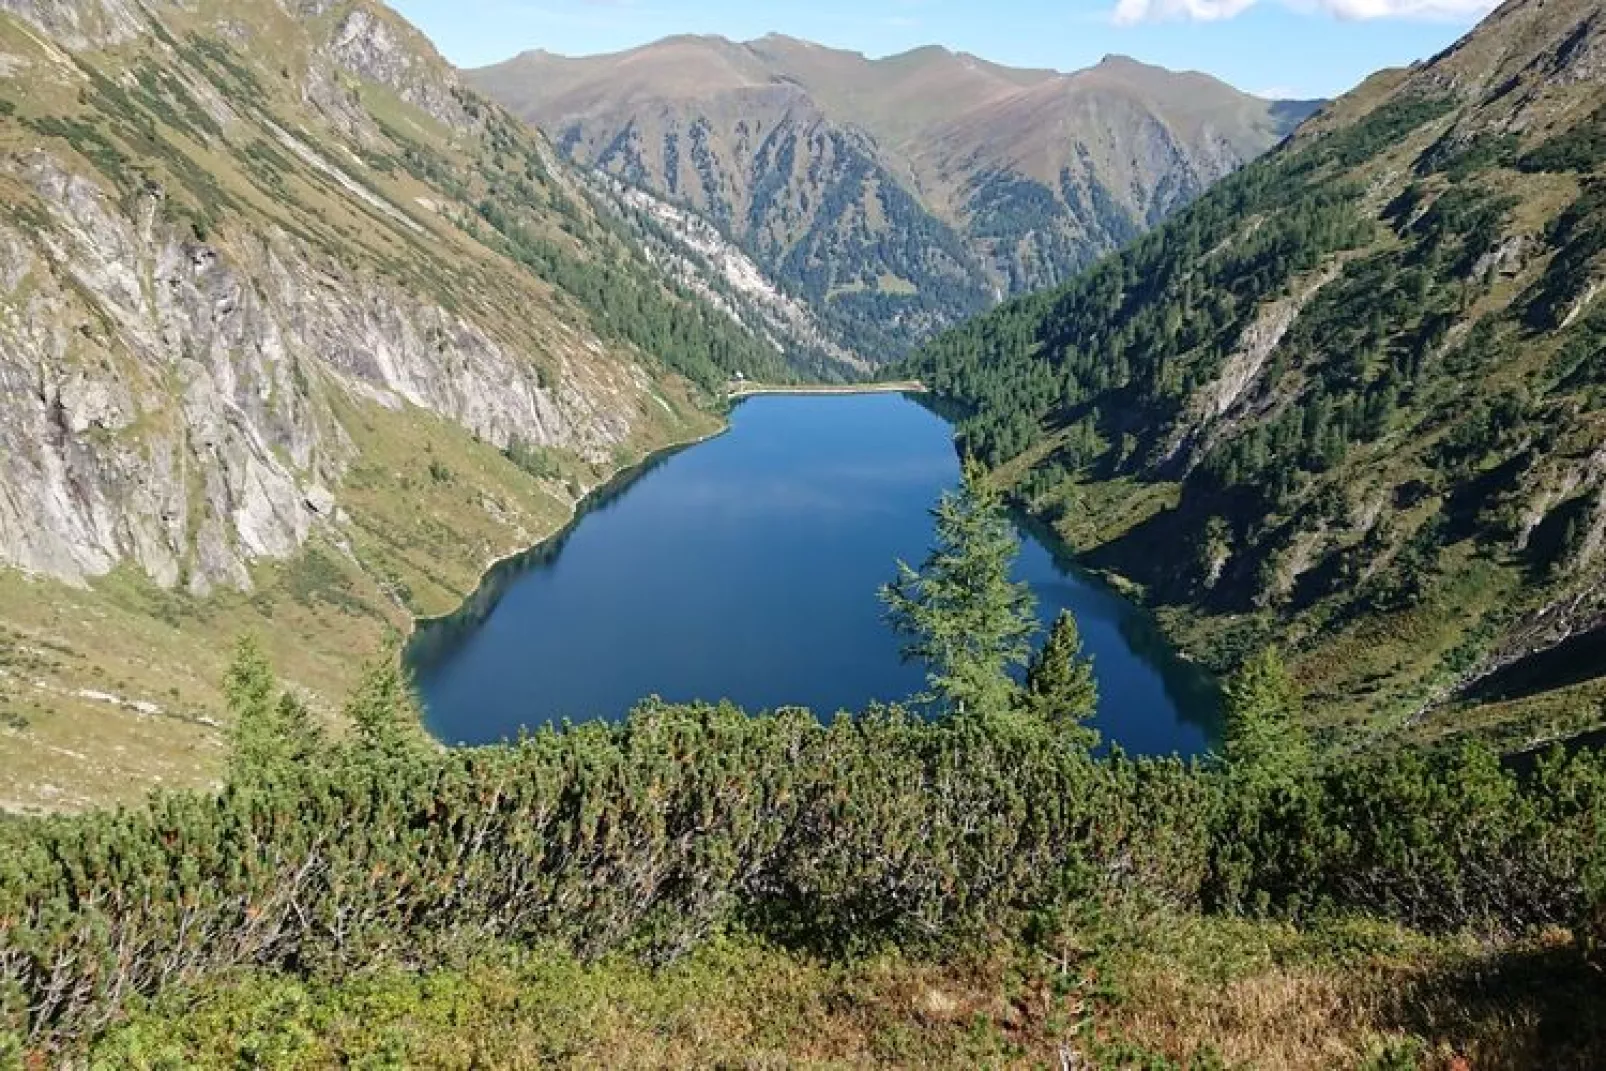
(472, 39, 1317, 361)
(903, 0, 1606, 748)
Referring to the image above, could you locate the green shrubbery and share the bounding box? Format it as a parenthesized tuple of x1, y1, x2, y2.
(0, 691, 1209, 1053)
(3, 639, 1603, 1056)
(1518, 105, 1606, 175)
(3, 470, 1603, 1060)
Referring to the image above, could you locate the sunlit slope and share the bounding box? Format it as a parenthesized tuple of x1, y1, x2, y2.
(471, 37, 1318, 360)
(0, 0, 816, 808)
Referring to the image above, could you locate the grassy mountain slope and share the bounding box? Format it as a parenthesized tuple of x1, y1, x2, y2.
(0, 0, 835, 810)
(469, 38, 1318, 361)
(902, 0, 1606, 750)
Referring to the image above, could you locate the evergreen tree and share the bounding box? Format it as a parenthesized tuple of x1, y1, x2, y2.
(1023, 610, 1099, 748)
(882, 458, 1038, 720)
(1221, 648, 1310, 781)
(271, 692, 322, 764)
(223, 637, 322, 786)
(1583, 837, 1606, 972)
(344, 649, 430, 762)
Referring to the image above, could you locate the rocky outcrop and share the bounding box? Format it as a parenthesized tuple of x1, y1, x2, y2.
(318, 4, 478, 133)
(0, 0, 146, 50)
(600, 176, 866, 377)
(0, 149, 639, 593)
(0, 0, 710, 595)
(1158, 261, 1343, 470)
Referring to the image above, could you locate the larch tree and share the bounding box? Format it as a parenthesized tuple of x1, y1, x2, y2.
(223, 636, 322, 786)
(882, 457, 1038, 721)
(1221, 647, 1310, 782)
(344, 646, 431, 763)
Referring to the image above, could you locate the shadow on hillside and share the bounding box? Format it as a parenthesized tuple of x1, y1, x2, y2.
(1383, 943, 1606, 1069)
(1462, 625, 1606, 706)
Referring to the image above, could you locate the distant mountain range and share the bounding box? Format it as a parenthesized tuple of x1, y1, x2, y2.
(470, 38, 1322, 360)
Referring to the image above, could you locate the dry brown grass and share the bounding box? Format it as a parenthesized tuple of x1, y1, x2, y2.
(1111, 965, 1393, 1068)
(1079, 914, 1605, 1070)
(88, 915, 1606, 1070)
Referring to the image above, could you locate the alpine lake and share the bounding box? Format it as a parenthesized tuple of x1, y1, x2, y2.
(408, 393, 1219, 756)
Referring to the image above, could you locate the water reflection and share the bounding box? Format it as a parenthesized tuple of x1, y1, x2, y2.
(409, 394, 1219, 756)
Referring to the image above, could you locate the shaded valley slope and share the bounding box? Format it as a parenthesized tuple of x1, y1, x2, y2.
(903, 0, 1606, 749)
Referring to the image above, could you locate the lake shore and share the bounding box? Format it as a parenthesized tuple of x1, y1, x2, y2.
(408, 419, 732, 638)
(411, 392, 1218, 754)
(727, 381, 927, 399)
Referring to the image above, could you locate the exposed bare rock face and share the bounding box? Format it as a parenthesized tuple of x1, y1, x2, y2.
(318, 3, 478, 132)
(0, 0, 849, 807)
(0, 0, 147, 49)
(0, 0, 817, 597)
(594, 174, 866, 376)
(0, 151, 627, 592)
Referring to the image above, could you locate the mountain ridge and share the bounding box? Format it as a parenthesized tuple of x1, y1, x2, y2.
(901, 0, 1606, 749)
(469, 36, 1321, 360)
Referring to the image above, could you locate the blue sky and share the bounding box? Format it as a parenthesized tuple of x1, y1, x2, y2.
(390, 0, 1495, 100)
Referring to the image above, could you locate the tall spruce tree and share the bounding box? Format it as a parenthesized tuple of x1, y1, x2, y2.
(1024, 610, 1099, 747)
(1222, 648, 1310, 781)
(344, 648, 430, 762)
(882, 458, 1038, 720)
(223, 637, 322, 786)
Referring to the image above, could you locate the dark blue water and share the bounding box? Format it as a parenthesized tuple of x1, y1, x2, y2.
(409, 394, 1218, 755)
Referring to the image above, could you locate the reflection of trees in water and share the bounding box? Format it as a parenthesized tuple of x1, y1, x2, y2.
(405, 447, 688, 675)
(1112, 615, 1222, 743)
(1012, 507, 1222, 744)
(409, 399, 1220, 751)
(908, 392, 971, 428)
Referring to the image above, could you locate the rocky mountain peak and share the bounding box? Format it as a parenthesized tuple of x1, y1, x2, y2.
(471, 37, 1320, 361)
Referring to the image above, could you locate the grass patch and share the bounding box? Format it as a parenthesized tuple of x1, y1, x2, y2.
(84, 913, 1606, 1069)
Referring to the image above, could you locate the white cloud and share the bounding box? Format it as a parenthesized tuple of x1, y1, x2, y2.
(1113, 0, 1497, 24)
(1112, 0, 1255, 25)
